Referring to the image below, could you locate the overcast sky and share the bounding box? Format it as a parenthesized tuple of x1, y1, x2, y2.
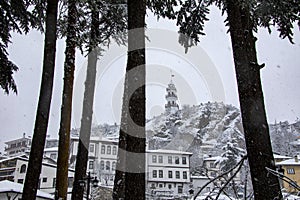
(0, 6, 299, 151)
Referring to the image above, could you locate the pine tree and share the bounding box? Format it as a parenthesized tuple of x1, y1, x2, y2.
(71, 1, 127, 199)
(113, 0, 146, 199)
(22, 0, 59, 199)
(55, 0, 77, 199)
(0, 0, 40, 94)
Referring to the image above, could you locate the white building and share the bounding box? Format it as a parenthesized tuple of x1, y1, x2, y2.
(69, 135, 101, 176)
(97, 138, 118, 186)
(4, 133, 31, 156)
(202, 156, 221, 178)
(0, 155, 74, 195)
(146, 149, 192, 198)
(69, 135, 118, 186)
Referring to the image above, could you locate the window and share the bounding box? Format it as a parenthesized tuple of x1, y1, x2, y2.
(50, 153, 57, 160)
(17, 179, 23, 184)
(168, 156, 172, 164)
(168, 171, 173, 178)
(183, 171, 187, 179)
(53, 178, 56, 188)
(210, 162, 215, 168)
(182, 157, 187, 164)
(158, 156, 163, 163)
(89, 160, 94, 169)
(107, 146, 111, 154)
(112, 161, 116, 171)
(178, 185, 183, 194)
(287, 168, 295, 174)
(159, 170, 163, 178)
(113, 146, 117, 155)
(175, 156, 179, 164)
(168, 184, 172, 189)
(89, 144, 95, 153)
(152, 155, 157, 163)
(68, 177, 74, 187)
(42, 177, 47, 183)
(20, 164, 26, 173)
(106, 161, 110, 170)
(101, 145, 105, 154)
(176, 171, 180, 179)
(153, 170, 157, 178)
(159, 184, 163, 188)
(100, 160, 104, 170)
(211, 171, 216, 177)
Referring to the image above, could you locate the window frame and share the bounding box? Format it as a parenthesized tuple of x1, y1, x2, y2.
(153, 170, 157, 178)
(159, 170, 163, 178)
(152, 155, 157, 163)
(176, 171, 180, 179)
(101, 145, 106, 154)
(158, 155, 163, 163)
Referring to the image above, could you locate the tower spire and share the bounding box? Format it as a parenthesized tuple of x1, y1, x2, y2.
(165, 74, 179, 114)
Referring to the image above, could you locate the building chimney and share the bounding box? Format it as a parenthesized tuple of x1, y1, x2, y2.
(23, 132, 26, 138)
(295, 155, 298, 162)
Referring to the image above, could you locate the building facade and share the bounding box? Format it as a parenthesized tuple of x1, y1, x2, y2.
(146, 149, 192, 199)
(4, 133, 31, 156)
(276, 156, 300, 193)
(0, 155, 74, 195)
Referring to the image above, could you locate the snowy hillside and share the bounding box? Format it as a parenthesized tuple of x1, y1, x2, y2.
(147, 102, 245, 169)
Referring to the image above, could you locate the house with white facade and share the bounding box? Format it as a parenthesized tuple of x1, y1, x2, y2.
(4, 133, 31, 156)
(69, 135, 118, 186)
(69, 135, 100, 176)
(146, 149, 192, 199)
(0, 155, 74, 195)
(97, 138, 118, 186)
(202, 156, 221, 178)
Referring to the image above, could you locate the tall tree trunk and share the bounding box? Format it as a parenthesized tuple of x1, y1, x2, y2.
(71, 5, 99, 200)
(225, 1, 282, 199)
(55, 0, 77, 199)
(22, 0, 59, 199)
(113, 0, 146, 199)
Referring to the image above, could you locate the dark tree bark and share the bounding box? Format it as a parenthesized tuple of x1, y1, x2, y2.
(71, 5, 99, 200)
(113, 0, 146, 199)
(55, 0, 77, 199)
(225, 0, 282, 199)
(22, 0, 59, 199)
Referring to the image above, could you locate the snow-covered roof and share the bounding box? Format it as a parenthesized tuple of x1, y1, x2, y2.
(0, 154, 28, 163)
(273, 154, 292, 160)
(276, 156, 300, 166)
(44, 147, 58, 152)
(0, 180, 54, 199)
(203, 156, 222, 161)
(5, 137, 31, 144)
(190, 175, 212, 179)
(146, 149, 192, 155)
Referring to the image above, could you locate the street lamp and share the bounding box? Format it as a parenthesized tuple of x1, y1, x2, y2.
(79, 172, 99, 200)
